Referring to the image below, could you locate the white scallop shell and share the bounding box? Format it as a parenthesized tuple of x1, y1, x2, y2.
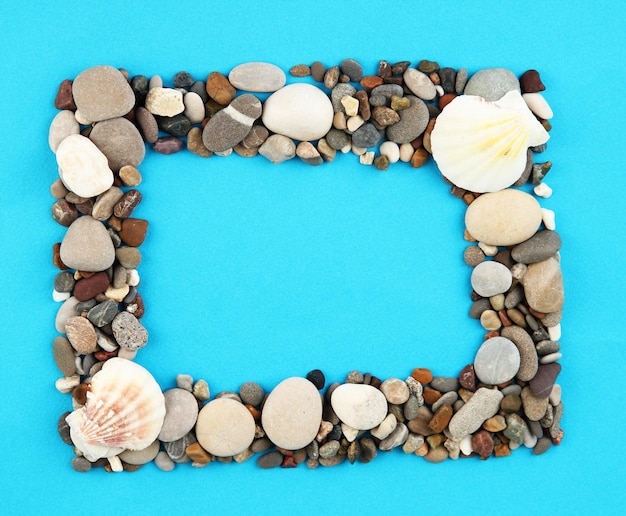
(65, 358, 165, 461)
(430, 90, 550, 193)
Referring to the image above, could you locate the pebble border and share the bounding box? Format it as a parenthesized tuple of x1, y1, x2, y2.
(50, 60, 564, 472)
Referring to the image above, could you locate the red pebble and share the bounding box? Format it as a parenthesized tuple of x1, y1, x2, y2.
(281, 455, 298, 468)
(54, 79, 77, 110)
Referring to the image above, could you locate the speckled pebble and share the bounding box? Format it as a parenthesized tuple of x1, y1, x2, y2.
(240, 381, 264, 406)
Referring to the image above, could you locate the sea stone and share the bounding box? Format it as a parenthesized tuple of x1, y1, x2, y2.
(330, 383, 388, 430)
(471, 261, 512, 297)
(262, 83, 333, 141)
(386, 95, 429, 144)
(464, 68, 521, 101)
(196, 398, 255, 457)
(511, 230, 562, 264)
(261, 377, 322, 450)
(49, 110, 79, 152)
(229, 62, 286, 92)
(72, 65, 135, 122)
(379, 378, 410, 404)
(258, 134, 296, 164)
(501, 325, 538, 381)
(56, 134, 114, 198)
(89, 117, 146, 172)
(145, 87, 184, 117)
(340, 58, 363, 82)
(403, 68, 437, 100)
(202, 94, 262, 152)
(448, 387, 503, 440)
(206, 71, 236, 105)
(60, 216, 115, 272)
(158, 389, 200, 442)
(135, 107, 159, 143)
(529, 362, 561, 398)
(331, 83, 357, 112)
(183, 91, 206, 124)
(352, 123, 382, 148)
(52, 336, 76, 376)
(465, 189, 542, 246)
(111, 311, 148, 351)
(473, 337, 520, 385)
(55, 297, 81, 333)
(522, 258, 565, 313)
(521, 386, 549, 421)
(65, 316, 98, 354)
(119, 440, 160, 465)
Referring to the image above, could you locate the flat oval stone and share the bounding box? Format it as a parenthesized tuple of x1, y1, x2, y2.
(511, 230, 561, 264)
(522, 258, 565, 313)
(119, 439, 160, 465)
(60, 216, 115, 272)
(331, 383, 388, 430)
(52, 336, 76, 376)
(521, 386, 549, 421)
(65, 316, 98, 354)
(465, 189, 542, 246)
(49, 110, 79, 152)
(448, 387, 503, 440)
(474, 336, 520, 385)
(501, 325, 538, 382)
(89, 117, 146, 172)
(135, 107, 159, 143)
(72, 65, 135, 122)
(386, 95, 429, 144)
(464, 68, 521, 101)
(56, 134, 114, 198)
(403, 68, 437, 100)
(261, 377, 322, 450)
(183, 91, 206, 124)
(202, 94, 262, 152)
(471, 261, 512, 297)
(196, 398, 255, 457)
(55, 296, 81, 333)
(229, 62, 286, 92)
(262, 83, 333, 141)
(111, 311, 148, 351)
(158, 388, 200, 442)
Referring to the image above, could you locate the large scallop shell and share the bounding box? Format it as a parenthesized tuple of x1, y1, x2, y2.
(65, 358, 165, 461)
(430, 90, 550, 193)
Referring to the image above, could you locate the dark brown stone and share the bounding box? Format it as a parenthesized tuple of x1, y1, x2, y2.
(51, 199, 78, 227)
(428, 404, 453, 433)
(529, 362, 561, 398)
(114, 189, 142, 218)
(206, 71, 236, 105)
(471, 430, 494, 459)
(355, 90, 370, 121)
(519, 70, 546, 93)
(459, 364, 477, 391)
(55, 79, 77, 110)
(74, 271, 110, 301)
(118, 218, 148, 247)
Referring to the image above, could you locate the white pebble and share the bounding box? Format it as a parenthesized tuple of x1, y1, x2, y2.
(55, 375, 80, 394)
(214, 148, 233, 157)
(107, 456, 123, 472)
(534, 182, 553, 198)
(341, 95, 359, 117)
(460, 434, 473, 455)
(523, 425, 538, 448)
(511, 262, 527, 280)
(548, 323, 561, 341)
(341, 423, 359, 442)
(359, 151, 375, 165)
(117, 348, 137, 360)
(379, 141, 400, 163)
(53, 289, 70, 302)
(346, 115, 365, 133)
(74, 109, 92, 125)
(539, 352, 562, 364)
(126, 269, 140, 287)
(340, 143, 352, 154)
(399, 142, 414, 162)
(183, 91, 206, 124)
(523, 92, 553, 120)
(434, 85, 445, 97)
(74, 356, 85, 375)
(351, 143, 366, 156)
(542, 208, 556, 230)
(549, 384, 562, 406)
(478, 241, 498, 256)
(145, 87, 184, 117)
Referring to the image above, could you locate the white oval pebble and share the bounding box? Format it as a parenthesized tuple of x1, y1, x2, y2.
(183, 91, 206, 124)
(196, 398, 255, 457)
(261, 377, 322, 450)
(52, 289, 70, 302)
(379, 141, 400, 163)
(523, 92, 553, 119)
(399, 142, 414, 162)
(542, 208, 556, 230)
(262, 83, 333, 141)
(56, 134, 114, 198)
(471, 261, 513, 297)
(548, 323, 561, 341)
(229, 62, 286, 92)
(534, 182, 553, 198)
(331, 383, 388, 430)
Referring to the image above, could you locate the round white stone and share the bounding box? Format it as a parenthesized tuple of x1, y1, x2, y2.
(474, 336, 521, 385)
(196, 398, 255, 457)
(330, 383, 388, 430)
(261, 377, 322, 450)
(471, 260, 513, 297)
(262, 83, 334, 141)
(379, 141, 400, 163)
(56, 134, 114, 198)
(145, 87, 184, 117)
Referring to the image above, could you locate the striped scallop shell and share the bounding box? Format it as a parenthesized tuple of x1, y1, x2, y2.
(431, 90, 549, 193)
(66, 358, 165, 461)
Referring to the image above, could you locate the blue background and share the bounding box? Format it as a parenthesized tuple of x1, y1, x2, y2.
(1, 1, 624, 514)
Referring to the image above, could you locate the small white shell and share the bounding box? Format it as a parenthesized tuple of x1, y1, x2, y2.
(66, 358, 165, 461)
(431, 90, 549, 193)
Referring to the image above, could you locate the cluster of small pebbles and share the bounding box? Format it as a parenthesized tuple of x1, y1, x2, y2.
(50, 60, 563, 472)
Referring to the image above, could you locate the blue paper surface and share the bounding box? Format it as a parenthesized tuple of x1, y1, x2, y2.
(1, 1, 625, 514)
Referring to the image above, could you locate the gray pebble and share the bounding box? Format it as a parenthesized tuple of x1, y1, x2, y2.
(202, 94, 262, 152)
(89, 117, 146, 172)
(455, 68, 468, 94)
(536, 340, 560, 357)
(503, 413, 527, 445)
(532, 437, 552, 455)
(251, 438, 272, 453)
(319, 440, 340, 459)
(474, 336, 520, 385)
(431, 391, 458, 413)
(135, 107, 159, 143)
(511, 230, 562, 264)
(331, 83, 357, 113)
(471, 261, 512, 297)
(176, 374, 194, 391)
(115, 247, 142, 269)
(111, 311, 148, 351)
(386, 95, 429, 144)
(54, 272, 75, 293)
(53, 337, 76, 377)
(71, 456, 92, 472)
(87, 299, 119, 327)
(470, 298, 492, 319)
(72, 65, 135, 122)
(340, 58, 363, 82)
(325, 128, 350, 150)
(163, 433, 196, 463)
(369, 94, 387, 107)
(371, 84, 404, 99)
(504, 285, 524, 309)
(159, 388, 200, 442)
(173, 71, 194, 88)
(57, 411, 73, 445)
(119, 439, 160, 465)
(403, 395, 420, 420)
(258, 134, 296, 164)
(464, 68, 521, 100)
(439, 67, 457, 94)
(431, 377, 459, 393)
(257, 451, 284, 469)
(240, 381, 264, 406)
(357, 437, 377, 463)
(154, 450, 176, 471)
(464, 246, 485, 267)
(379, 423, 408, 451)
(190, 81, 209, 103)
(351, 123, 383, 148)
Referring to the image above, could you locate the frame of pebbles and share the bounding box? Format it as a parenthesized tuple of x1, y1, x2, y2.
(50, 60, 564, 473)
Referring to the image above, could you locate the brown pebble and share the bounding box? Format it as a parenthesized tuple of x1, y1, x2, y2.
(187, 127, 212, 158)
(471, 430, 494, 459)
(50, 178, 69, 199)
(410, 148, 430, 168)
(422, 386, 442, 406)
(72, 383, 89, 405)
(373, 155, 389, 171)
(114, 189, 142, 218)
(424, 446, 448, 463)
(324, 66, 339, 89)
(154, 136, 184, 155)
(494, 443, 511, 457)
(51, 199, 78, 227)
(310, 61, 326, 82)
(125, 292, 145, 318)
(186, 442, 212, 464)
(482, 415, 506, 432)
(55, 79, 77, 110)
(65, 316, 98, 354)
(119, 165, 142, 186)
(360, 76, 383, 90)
(428, 404, 453, 433)
(438, 93, 457, 110)
(242, 125, 269, 149)
(53, 242, 70, 270)
(206, 71, 236, 105)
(458, 364, 476, 391)
(281, 455, 298, 468)
(118, 218, 148, 247)
(233, 144, 259, 158)
(74, 271, 110, 301)
(289, 64, 311, 77)
(355, 90, 370, 120)
(377, 60, 392, 78)
(135, 106, 159, 143)
(412, 367, 433, 384)
(463, 246, 485, 267)
(520, 70, 546, 93)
